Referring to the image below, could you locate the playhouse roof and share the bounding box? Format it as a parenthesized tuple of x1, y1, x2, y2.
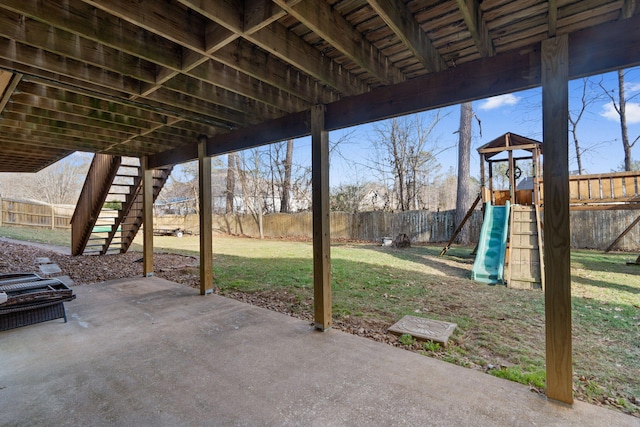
(477, 133, 543, 160)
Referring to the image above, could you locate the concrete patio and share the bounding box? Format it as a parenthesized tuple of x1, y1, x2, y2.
(0, 277, 636, 426)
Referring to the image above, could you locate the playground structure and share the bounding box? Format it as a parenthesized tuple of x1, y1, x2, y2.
(443, 132, 640, 289)
(472, 133, 545, 290)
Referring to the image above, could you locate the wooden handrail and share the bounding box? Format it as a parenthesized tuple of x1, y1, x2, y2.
(71, 154, 121, 255)
(537, 171, 640, 209)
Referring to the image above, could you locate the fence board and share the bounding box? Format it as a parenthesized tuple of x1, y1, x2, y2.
(4, 198, 638, 251)
(0, 198, 72, 230)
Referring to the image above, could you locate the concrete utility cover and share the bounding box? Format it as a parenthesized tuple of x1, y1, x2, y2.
(39, 263, 62, 275)
(388, 315, 457, 345)
(35, 257, 51, 264)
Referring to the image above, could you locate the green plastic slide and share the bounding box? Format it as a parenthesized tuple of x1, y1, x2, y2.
(471, 201, 510, 284)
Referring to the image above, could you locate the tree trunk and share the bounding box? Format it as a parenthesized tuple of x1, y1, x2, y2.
(280, 139, 294, 212)
(258, 191, 264, 239)
(225, 152, 237, 213)
(455, 102, 473, 244)
(570, 125, 583, 174)
(618, 70, 632, 171)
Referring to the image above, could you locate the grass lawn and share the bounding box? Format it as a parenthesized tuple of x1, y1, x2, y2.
(2, 225, 638, 415)
(0, 226, 72, 247)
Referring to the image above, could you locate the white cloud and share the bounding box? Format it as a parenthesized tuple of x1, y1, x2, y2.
(600, 101, 640, 124)
(625, 82, 640, 93)
(479, 94, 520, 110)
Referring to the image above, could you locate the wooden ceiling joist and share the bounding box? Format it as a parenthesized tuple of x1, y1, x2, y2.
(273, 0, 405, 86)
(0, 0, 637, 175)
(456, 0, 496, 57)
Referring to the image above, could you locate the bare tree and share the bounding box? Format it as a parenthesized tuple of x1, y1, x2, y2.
(370, 114, 443, 211)
(0, 154, 90, 204)
(178, 161, 201, 215)
(236, 149, 265, 238)
(225, 153, 238, 213)
(569, 78, 608, 174)
(436, 168, 457, 211)
(600, 69, 640, 171)
(280, 139, 294, 213)
(455, 102, 474, 244)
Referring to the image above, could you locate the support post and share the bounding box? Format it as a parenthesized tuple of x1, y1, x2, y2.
(142, 156, 154, 277)
(198, 136, 214, 295)
(542, 35, 573, 405)
(311, 105, 332, 331)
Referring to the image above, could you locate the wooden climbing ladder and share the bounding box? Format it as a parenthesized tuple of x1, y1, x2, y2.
(505, 205, 545, 290)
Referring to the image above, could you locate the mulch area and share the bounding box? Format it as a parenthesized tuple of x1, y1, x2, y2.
(0, 240, 403, 348)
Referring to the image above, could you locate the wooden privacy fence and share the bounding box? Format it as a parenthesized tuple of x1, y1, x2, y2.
(156, 208, 640, 251)
(157, 210, 485, 244)
(3, 198, 638, 251)
(0, 198, 73, 230)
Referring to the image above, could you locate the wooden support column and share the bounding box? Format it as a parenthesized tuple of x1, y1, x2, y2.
(542, 34, 573, 405)
(142, 156, 154, 277)
(311, 105, 332, 331)
(198, 136, 214, 295)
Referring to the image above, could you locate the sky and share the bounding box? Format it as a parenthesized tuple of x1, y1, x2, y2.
(287, 66, 640, 187)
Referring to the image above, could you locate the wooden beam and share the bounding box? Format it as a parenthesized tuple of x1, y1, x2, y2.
(244, 0, 285, 33)
(0, 38, 142, 95)
(148, 111, 309, 168)
(187, 57, 312, 112)
(82, 0, 206, 53)
(273, 0, 404, 85)
(455, 0, 496, 58)
(181, 0, 363, 96)
(149, 15, 640, 168)
(0, 10, 156, 83)
(0, 0, 182, 70)
(142, 156, 154, 277)
(0, 72, 21, 112)
(213, 40, 339, 103)
(247, 22, 365, 96)
(198, 136, 214, 295)
(85, 0, 340, 105)
(0, 0, 321, 113)
(325, 46, 541, 131)
(311, 105, 331, 331)
(368, 0, 446, 72)
(548, 0, 558, 37)
(328, 13, 640, 130)
(542, 35, 572, 405)
(621, 0, 639, 19)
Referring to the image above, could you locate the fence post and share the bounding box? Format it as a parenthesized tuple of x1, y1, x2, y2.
(0, 196, 3, 227)
(51, 204, 55, 230)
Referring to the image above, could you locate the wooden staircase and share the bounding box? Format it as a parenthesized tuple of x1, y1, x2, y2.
(71, 155, 172, 256)
(506, 205, 545, 290)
